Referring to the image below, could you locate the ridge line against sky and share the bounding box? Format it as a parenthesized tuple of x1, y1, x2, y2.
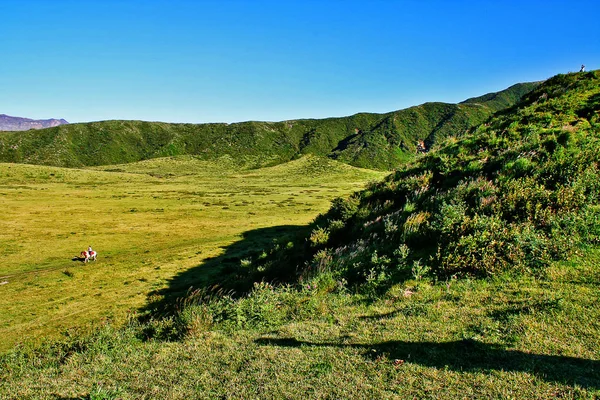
(1, 0, 598, 124)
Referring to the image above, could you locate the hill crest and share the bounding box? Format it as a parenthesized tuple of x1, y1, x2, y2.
(0, 82, 538, 170)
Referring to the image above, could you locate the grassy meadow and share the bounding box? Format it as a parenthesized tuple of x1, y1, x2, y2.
(0, 155, 386, 351)
(1, 248, 598, 398)
(1, 71, 598, 398)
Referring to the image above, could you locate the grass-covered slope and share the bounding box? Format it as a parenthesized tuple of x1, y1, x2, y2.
(241, 71, 599, 288)
(1, 251, 599, 398)
(0, 75, 598, 399)
(0, 83, 537, 170)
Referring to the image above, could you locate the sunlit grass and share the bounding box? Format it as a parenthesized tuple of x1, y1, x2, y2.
(0, 155, 387, 351)
(1, 250, 598, 399)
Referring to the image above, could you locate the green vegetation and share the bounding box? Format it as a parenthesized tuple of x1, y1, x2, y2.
(1, 252, 598, 398)
(1, 72, 599, 398)
(241, 71, 600, 290)
(0, 155, 385, 351)
(0, 83, 537, 170)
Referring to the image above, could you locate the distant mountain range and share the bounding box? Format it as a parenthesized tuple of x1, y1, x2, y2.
(0, 114, 68, 131)
(0, 82, 537, 170)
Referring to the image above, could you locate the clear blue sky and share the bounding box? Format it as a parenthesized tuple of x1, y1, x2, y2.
(1, 0, 598, 124)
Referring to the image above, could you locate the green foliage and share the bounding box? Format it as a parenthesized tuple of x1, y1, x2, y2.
(411, 259, 430, 281)
(174, 281, 344, 335)
(309, 227, 330, 247)
(328, 195, 360, 221)
(249, 70, 600, 284)
(0, 83, 536, 170)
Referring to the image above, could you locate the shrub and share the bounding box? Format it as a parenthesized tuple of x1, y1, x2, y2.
(411, 260, 430, 281)
(403, 211, 430, 239)
(309, 227, 330, 247)
(329, 195, 360, 221)
(327, 219, 345, 232)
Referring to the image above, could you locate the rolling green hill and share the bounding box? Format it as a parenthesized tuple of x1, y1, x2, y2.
(241, 70, 599, 288)
(0, 83, 537, 170)
(1, 73, 599, 399)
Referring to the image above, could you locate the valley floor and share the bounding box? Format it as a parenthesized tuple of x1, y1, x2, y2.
(0, 156, 386, 351)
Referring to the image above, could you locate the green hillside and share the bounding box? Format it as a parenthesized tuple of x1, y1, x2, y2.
(1, 73, 599, 398)
(241, 71, 599, 289)
(0, 83, 537, 170)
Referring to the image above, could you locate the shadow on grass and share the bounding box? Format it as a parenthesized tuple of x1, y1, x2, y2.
(488, 298, 563, 323)
(255, 337, 600, 389)
(358, 301, 434, 320)
(140, 224, 312, 318)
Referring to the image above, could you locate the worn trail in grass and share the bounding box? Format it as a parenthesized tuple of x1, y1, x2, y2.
(0, 155, 386, 351)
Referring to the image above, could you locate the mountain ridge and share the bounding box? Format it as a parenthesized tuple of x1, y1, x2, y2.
(0, 114, 68, 131)
(0, 82, 538, 170)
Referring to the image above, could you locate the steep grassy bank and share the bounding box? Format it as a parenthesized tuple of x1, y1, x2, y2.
(0, 83, 537, 170)
(234, 71, 600, 290)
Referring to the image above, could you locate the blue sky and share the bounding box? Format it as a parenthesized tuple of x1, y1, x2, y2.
(1, 0, 598, 124)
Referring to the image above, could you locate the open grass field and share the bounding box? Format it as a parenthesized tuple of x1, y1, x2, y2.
(0, 155, 387, 351)
(1, 248, 598, 398)
(1, 72, 598, 399)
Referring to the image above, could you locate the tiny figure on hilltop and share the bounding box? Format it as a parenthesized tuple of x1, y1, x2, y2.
(580, 64, 585, 72)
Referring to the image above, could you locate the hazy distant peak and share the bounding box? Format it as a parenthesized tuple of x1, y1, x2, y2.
(0, 114, 69, 131)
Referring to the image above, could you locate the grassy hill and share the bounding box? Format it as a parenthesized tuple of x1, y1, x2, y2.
(0, 83, 537, 170)
(1, 73, 598, 398)
(239, 71, 600, 289)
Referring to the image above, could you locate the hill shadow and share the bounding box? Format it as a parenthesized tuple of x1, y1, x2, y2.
(140, 224, 312, 318)
(255, 337, 600, 389)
